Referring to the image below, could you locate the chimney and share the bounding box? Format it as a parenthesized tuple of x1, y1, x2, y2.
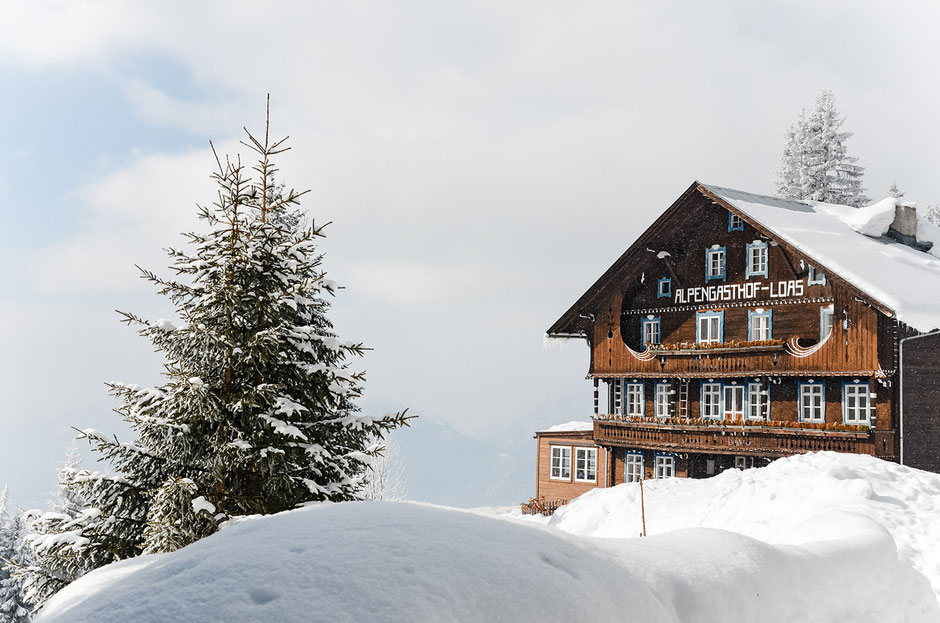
(888, 202, 933, 251)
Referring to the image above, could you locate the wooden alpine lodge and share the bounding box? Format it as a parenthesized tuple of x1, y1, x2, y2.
(536, 181, 940, 505)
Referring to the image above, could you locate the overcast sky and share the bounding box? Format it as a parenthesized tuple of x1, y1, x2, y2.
(3, 1, 940, 507)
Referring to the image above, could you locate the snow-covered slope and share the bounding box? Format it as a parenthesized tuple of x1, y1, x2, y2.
(37, 490, 938, 622)
(549, 452, 940, 602)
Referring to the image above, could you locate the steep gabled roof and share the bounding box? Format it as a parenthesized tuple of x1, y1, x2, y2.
(700, 183, 940, 332)
(548, 182, 940, 337)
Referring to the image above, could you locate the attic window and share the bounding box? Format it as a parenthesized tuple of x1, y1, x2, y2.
(728, 213, 744, 232)
(657, 278, 672, 298)
(746, 241, 768, 278)
(808, 265, 826, 286)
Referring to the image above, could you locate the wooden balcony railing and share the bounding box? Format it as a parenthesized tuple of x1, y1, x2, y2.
(593, 417, 877, 457)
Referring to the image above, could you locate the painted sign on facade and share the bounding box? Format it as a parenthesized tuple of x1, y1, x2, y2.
(674, 279, 805, 305)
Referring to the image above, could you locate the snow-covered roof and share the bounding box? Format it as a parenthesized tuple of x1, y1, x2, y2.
(701, 183, 940, 332)
(539, 420, 594, 434)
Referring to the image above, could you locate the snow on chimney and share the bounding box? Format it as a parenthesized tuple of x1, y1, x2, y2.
(888, 202, 932, 251)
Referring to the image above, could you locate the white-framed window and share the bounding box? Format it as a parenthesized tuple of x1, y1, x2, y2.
(550, 446, 571, 480)
(609, 379, 623, 415)
(574, 447, 597, 483)
(626, 383, 645, 417)
(723, 384, 745, 420)
(843, 382, 871, 426)
(747, 382, 768, 420)
(701, 382, 722, 419)
(808, 264, 826, 285)
(657, 278, 671, 299)
(820, 305, 834, 340)
(735, 456, 757, 470)
(625, 452, 644, 483)
(697, 311, 724, 345)
(746, 241, 768, 278)
(641, 317, 661, 346)
(705, 246, 726, 281)
(799, 381, 825, 423)
(749, 309, 772, 341)
(654, 454, 675, 479)
(728, 213, 744, 231)
(655, 383, 672, 418)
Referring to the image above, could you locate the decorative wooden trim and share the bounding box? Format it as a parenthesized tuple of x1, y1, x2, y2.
(624, 296, 835, 316)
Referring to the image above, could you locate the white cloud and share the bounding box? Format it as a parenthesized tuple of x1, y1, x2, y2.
(7, 1, 940, 503)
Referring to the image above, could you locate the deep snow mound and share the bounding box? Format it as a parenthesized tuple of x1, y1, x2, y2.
(550, 451, 940, 600)
(37, 499, 938, 622)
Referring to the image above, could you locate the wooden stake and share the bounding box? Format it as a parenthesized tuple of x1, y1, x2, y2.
(639, 477, 647, 537)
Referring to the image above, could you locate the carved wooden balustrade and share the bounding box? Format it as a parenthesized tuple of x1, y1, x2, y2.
(594, 417, 877, 457)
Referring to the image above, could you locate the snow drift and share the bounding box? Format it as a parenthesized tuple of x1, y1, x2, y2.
(550, 452, 940, 603)
(37, 480, 938, 622)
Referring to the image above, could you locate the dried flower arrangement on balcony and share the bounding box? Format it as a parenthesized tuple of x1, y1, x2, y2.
(596, 414, 870, 433)
(647, 338, 784, 353)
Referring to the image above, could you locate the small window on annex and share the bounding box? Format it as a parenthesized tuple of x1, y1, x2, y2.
(574, 447, 597, 483)
(728, 213, 744, 232)
(550, 446, 571, 480)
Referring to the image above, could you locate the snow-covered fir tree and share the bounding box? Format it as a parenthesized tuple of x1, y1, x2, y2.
(0, 489, 32, 623)
(888, 181, 905, 199)
(775, 90, 869, 207)
(62, 102, 410, 574)
(14, 444, 97, 612)
(774, 108, 809, 200)
(926, 204, 940, 227)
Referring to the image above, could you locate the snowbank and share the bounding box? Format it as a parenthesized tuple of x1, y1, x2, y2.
(550, 452, 940, 602)
(38, 493, 938, 622)
(539, 420, 593, 433)
(823, 196, 897, 237)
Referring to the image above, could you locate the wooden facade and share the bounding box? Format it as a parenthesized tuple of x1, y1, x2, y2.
(535, 430, 609, 504)
(540, 181, 940, 502)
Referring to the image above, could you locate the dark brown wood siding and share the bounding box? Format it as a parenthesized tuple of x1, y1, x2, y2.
(901, 332, 940, 472)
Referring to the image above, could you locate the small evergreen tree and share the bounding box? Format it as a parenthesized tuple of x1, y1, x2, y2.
(888, 181, 905, 199)
(0, 489, 32, 622)
(14, 445, 98, 611)
(63, 100, 409, 573)
(775, 90, 868, 207)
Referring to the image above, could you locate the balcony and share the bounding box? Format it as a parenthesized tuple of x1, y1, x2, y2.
(593, 416, 879, 457)
(647, 339, 785, 357)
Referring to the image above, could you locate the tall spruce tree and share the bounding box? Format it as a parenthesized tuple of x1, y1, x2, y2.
(775, 90, 868, 207)
(0, 489, 32, 622)
(47, 102, 409, 587)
